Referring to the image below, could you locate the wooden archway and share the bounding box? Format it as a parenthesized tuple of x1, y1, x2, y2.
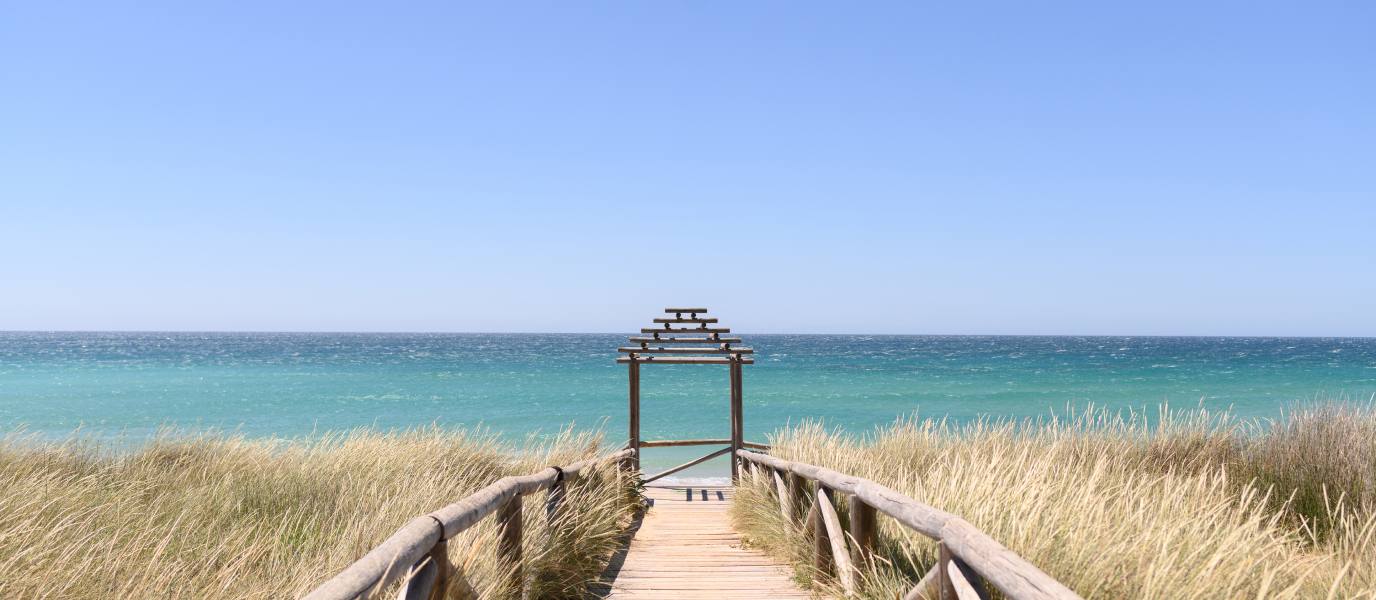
(616, 308, 755, 483)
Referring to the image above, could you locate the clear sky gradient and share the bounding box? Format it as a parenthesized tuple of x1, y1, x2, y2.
(2, 1, 1372, 335)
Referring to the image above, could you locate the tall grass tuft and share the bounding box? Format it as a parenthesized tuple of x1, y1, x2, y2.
(730, 397, 1376, 600)
(0, 425, 641, 600)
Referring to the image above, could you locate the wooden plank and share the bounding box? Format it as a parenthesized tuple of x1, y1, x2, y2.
(817, 486, 856, 595)
(653, 317, 718, 324)
(773, 469, 793, 524)
(617, 566, 784, 571)
(618, 347, 753, 354)
(950, 554, 993, 600)
(396, 557, 437, 600)
(642, 327, 731, 334)
(617, 555, 780, 562)
(609, 580, 803, 588)
(616, 356, 754, 364)
(639, 439, 731, 448)
(629, 336, 742, 344)
(663, 308, 708, 313)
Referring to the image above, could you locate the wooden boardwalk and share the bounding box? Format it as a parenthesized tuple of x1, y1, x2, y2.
(593, 485, 811, 600)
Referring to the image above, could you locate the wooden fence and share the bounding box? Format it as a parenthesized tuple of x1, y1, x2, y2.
(738, 450, 1083, 600)
(301, 448, 635, 600)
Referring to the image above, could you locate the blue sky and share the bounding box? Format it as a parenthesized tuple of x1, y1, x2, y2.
(2, 1, 1372, 335)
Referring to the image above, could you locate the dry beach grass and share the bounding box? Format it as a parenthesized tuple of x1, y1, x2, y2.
(0, 425, 640, 600)
(6, 399, 1374, 600)
(731, 398, 1376, 600)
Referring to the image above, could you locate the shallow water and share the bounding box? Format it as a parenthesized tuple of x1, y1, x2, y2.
(2, 333, 1373, 480)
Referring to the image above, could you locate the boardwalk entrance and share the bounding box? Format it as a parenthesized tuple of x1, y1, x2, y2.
(605, 309, 809, 598)
(596, 485, 810, 600)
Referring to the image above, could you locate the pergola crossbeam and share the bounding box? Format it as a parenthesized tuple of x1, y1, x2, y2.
(617, 356, 754, 364)
(628, 336, 742, 344)
(617, 347, 753, 354)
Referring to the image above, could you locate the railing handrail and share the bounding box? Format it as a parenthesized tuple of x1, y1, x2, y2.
(737, 449, 1083, 600)
(302, 447, 635, 600)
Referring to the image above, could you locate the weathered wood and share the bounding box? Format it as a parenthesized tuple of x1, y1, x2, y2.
(395, 557, 437, 600)
(817, 486, 856, 596)
(949, 557, 993, 600)
(737, 450, 1083, 600)
(813, 485, 832, 581)
(742, 441, 770, 451)
(653, 317, 718, 323)
(546, 477, 566, 525)
(629, 336, 742, 344)
(629, 362, 640, 471)
(642, 446, 734, 484)
(938, 541, 957, 600)
(617, 356, 754, 364)
(641, 327, 731, 334)
(789, 472, 807, 524)
(849, 495, 877, 568)
(730, 362, 742, 484)
(639, 438, 732, 448)
(499, 494, 523, 592)
(773, 469, 793, 524)
(618, 346, 753, 354)
(663, 307, 708, 313)
(426, 540, 450, 600)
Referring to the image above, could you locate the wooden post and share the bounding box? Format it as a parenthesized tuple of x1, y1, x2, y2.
(730, 362, 742, 483)
(499, 494, 523, 593)
(814, 483, 833, 582)
(937, 541, 956, 600)
(426, 540, 451, 600)
(789, 473, 807, 524)
(849, 495, 876, 568)
(629, 361, 641, 472)
(546, 476, 566, 526)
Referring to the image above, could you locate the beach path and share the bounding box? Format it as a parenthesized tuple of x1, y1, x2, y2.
(594, 485, 812, 600)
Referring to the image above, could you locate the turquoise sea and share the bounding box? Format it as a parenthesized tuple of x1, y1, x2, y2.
(2, 333, 1374, 481)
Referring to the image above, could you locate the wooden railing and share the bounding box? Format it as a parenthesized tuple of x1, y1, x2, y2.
(302, 447, 635, 600)
(737, 450, 1083, 600)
